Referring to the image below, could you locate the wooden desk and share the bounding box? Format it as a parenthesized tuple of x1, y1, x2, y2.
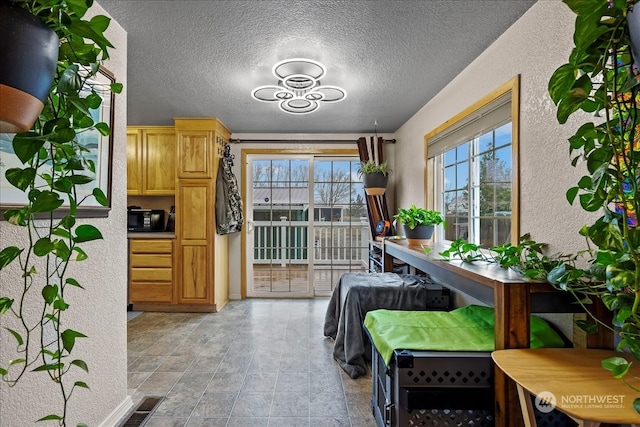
(492, 348, 640, 427)
(380, 240, 597, 427)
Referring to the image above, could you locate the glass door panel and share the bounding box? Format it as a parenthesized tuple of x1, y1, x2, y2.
(245, 155, 367, 298)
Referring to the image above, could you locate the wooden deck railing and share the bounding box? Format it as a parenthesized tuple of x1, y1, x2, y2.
(253, 219, 369, 267)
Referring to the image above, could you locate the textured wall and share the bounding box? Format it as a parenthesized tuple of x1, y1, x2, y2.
(393, 0, 590, 332)
(0, 2, 129, 425)
(395, 0, 594, 259)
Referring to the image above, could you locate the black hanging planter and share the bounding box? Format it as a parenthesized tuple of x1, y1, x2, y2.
(0, 1, 58, 133)
(363, 172, 388, 196)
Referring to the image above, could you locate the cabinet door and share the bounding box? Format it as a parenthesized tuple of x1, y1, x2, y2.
(126, 129, 142, 195)
(179, 245, 210, 303)
(176, 180, 213, 304)
(143, 128, 176, 195)
(177, 130, 212, 178)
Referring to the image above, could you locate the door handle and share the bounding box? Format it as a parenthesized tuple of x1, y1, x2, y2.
(247, 220, 254, 232)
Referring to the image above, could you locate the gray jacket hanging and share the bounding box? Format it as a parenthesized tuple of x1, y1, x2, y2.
(216, 156, 243, 234)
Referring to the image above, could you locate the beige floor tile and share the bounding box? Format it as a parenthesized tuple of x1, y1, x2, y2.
(125, 299, 373, 427)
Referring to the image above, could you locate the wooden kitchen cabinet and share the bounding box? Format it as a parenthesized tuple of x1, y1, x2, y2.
(174, 118, 231, 312)
(127, 126, 176, 195)
(129, 238, 174, 304)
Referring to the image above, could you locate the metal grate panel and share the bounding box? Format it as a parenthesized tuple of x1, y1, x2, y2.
(409, 409, 494, 426)
(118, 396, 163, 427)
(405, 367, 491, 386)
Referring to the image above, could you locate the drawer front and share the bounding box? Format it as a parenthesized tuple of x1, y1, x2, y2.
(130, 283, 173, 303)
(130, 267, 172, 282)
(130, 253, 172, 268)
(130, 239, 173, 254)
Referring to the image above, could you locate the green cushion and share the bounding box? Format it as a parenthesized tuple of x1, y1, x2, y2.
(364, 304, 566, 367)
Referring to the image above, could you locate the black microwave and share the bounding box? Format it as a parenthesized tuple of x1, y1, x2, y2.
(127, 209, 165, 232)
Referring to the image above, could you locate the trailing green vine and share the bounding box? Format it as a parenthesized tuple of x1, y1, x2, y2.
(438, 234, 566, 281)
(0, 1, 121, 425)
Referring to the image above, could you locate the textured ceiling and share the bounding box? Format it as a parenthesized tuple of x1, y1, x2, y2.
(97, 0, 537, 134)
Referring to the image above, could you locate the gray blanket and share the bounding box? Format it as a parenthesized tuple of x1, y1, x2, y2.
(323, 272, 436, 378)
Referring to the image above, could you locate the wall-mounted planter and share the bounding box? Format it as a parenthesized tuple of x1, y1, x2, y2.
(0, 1, 58, 133)
(363, 172, 388, 196)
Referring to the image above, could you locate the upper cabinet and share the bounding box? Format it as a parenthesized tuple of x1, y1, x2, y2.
(177, 129, 211, 179)
(127, 126, 176, 195)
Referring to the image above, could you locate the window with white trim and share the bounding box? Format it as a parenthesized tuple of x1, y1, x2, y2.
(426, 78, 519, 247)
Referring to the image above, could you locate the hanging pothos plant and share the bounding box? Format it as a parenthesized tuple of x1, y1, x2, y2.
(547, 0, 640, 411)
(0, 0, 121, 425)
(437, 0, 640, 413)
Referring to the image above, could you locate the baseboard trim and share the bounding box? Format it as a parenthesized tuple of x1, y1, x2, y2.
(98, 395, 134, 427)
(130, 303, 217, 312)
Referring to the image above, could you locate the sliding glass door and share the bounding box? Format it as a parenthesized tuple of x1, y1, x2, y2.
(245, 154, 367, 297)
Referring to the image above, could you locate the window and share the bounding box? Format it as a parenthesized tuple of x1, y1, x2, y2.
(441, 122, 512, 246)
(426, 76, 519, 247)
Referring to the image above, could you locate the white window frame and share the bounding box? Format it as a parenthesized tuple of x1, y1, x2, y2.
(424, 76, 520, 245)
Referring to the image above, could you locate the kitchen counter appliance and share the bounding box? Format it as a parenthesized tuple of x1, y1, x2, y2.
(127, 208, 165, 232)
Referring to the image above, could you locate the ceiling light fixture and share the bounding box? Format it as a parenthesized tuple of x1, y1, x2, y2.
(251, 58, 347, 114)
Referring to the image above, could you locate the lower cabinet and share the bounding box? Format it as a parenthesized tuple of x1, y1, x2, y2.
(129, 239, 174, 304)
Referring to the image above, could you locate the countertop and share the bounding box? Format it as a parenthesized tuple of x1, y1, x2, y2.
(127, 232, 175, 239)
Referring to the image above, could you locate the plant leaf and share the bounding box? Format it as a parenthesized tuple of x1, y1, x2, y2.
(61, 329, 87, 353)
(42, 285, 58, 305)
(66, 278, 84, 289)
(37, 415, 63, 422)
(5, 167, 36, 191)
(549, 63, 577, 105)
(12, 135, 45, 163)
(0, 247, 22, 270)
(74, 224, 103, 243)
(601, 356, 631, 379)
(6, 328, 23, 346)
(31, 191, 64, 213)
(95, 122, 110, 136)
(92, 188, 108, 206)
(71, 359, 89, 373)
(34, 238, 55, 257)
(575, 319, 598, 334)
(73, 246, 88, 261)
(0, 297, 14, 315)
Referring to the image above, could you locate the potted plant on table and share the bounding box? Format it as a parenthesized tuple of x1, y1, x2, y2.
(393, 204, 445, 243)
(357, 160, 391, 195)
(0, 0, 121, 425)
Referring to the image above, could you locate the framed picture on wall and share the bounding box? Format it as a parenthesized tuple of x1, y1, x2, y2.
(0, 67, 115, 218)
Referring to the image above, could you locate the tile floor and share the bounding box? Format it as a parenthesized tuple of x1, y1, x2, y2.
(125, 298, 376, 427)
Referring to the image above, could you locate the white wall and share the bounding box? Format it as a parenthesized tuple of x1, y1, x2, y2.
(0, 2, 130, 425)
(395, 0, 594, 258)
